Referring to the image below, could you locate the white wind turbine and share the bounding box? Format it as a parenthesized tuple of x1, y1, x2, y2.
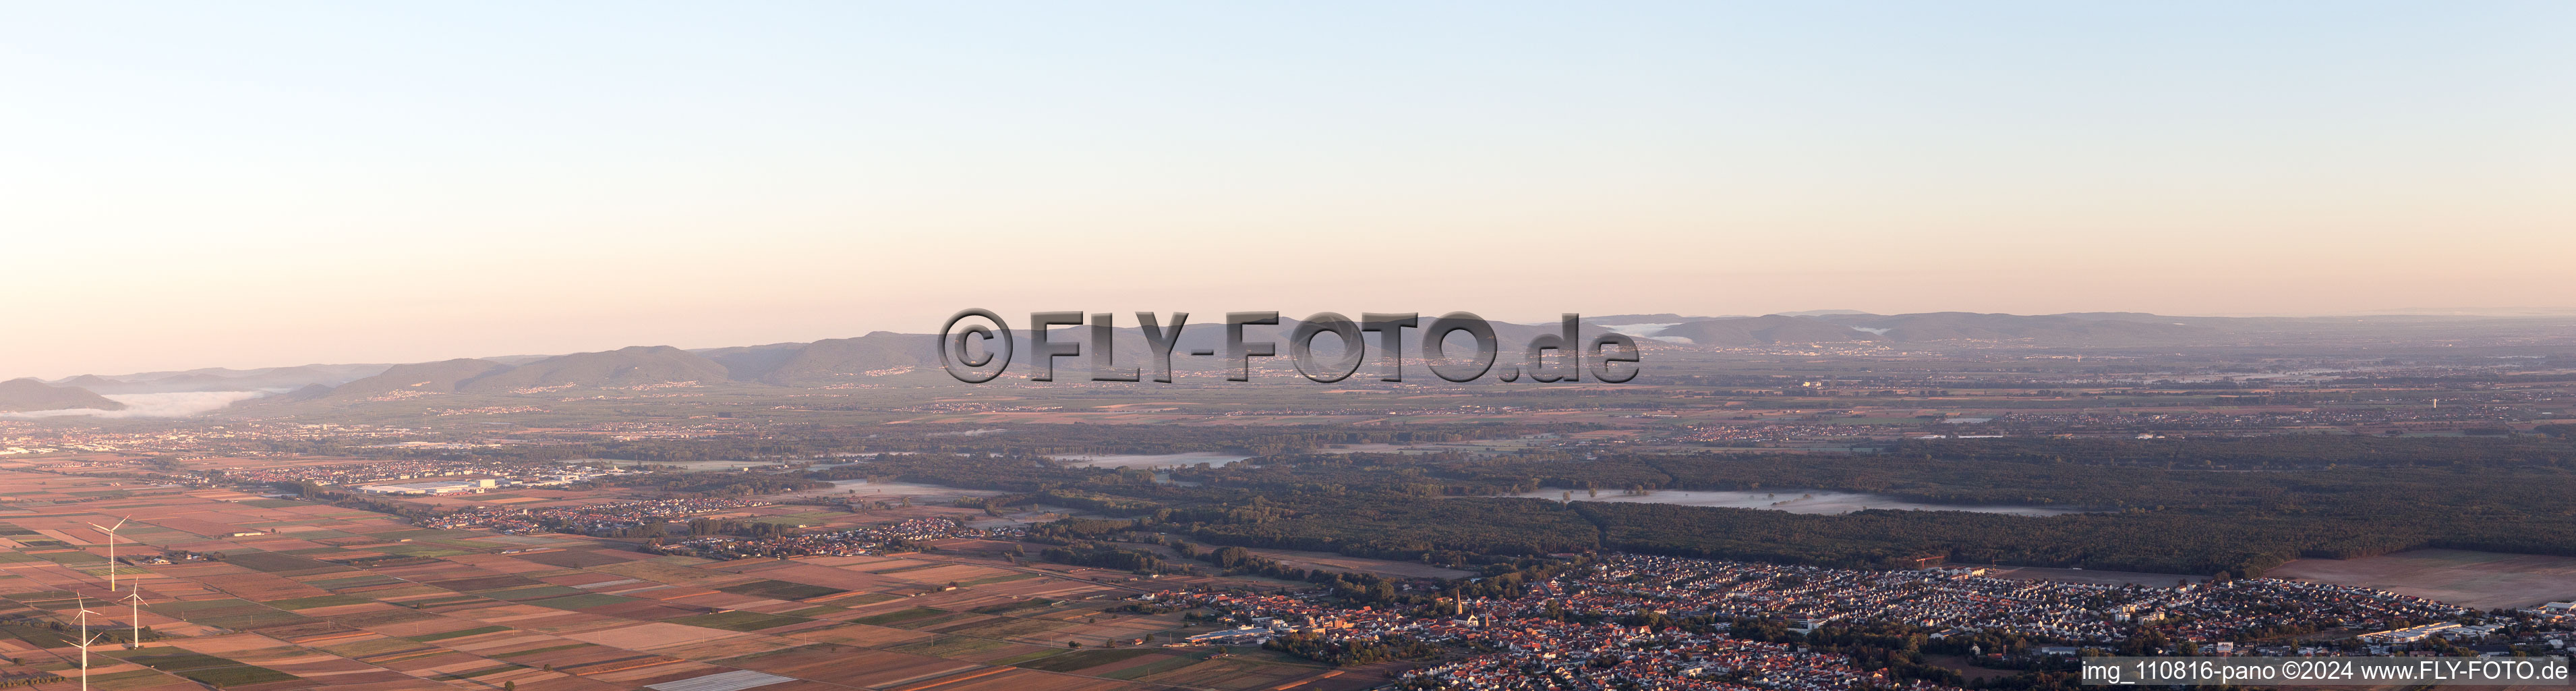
(86, 517, 128, 589)
(121, 581, 144, 649)
(74, 600, 103, 691)
(74, 631, 103, 691)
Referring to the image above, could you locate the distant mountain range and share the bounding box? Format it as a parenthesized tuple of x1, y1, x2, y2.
(702, 333, 925, 386)
(0, 378, 125, 412)
(1651, 314, 1888, 346)
(1612, 312, 2219, 346)
(1606, 311, 2576, 346)
(49, 364, 394, 395)
(11, 310, 2573, 414)
(318, 337, 932, 401)
(326, 358, 516, 398)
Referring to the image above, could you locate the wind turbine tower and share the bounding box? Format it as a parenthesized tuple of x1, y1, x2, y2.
(76, 632, 103, 691)
(86, 518, 128, 589)
(123, 581, 144, 649)
(75, 601, 103, 691)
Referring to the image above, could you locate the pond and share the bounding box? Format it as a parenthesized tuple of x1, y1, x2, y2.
(1494, 487, 2086, 516)
(1053, 451, 1252, 468)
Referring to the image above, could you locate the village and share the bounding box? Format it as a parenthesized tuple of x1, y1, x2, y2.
(1144, 553, 2576, 681)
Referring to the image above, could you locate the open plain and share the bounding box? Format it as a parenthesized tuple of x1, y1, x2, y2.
(2268, 549, 2576, 609)
(0, 469, 1386, 691)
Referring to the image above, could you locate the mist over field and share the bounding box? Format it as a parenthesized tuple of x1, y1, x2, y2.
(0, 390, 266, 420)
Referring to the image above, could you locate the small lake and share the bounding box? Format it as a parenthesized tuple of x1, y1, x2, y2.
(1054, 451, 1252, 469)
(1496, 487, 2087, 516)
(1053, 445, 1453, 468)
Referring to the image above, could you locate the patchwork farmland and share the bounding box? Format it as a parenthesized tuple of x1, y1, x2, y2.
(0, 470, 1382, 691)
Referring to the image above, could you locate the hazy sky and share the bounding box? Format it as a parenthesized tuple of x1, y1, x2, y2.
(5, 2, 2571, 377)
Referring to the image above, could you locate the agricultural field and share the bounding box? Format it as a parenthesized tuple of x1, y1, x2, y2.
(2268, 549, 2576, 609)
(0, 470, 1384, 691)
(1167, 545, 1470, 581)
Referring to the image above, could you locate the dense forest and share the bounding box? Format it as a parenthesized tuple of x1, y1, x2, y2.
(457, 433, 2576, 578)
(377, 423, 1583, 463)
(802, 435, 2576, 578)
(1881, 436, 2576, 469)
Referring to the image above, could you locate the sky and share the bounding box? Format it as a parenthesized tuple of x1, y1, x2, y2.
(3, 2, 2571, 378)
